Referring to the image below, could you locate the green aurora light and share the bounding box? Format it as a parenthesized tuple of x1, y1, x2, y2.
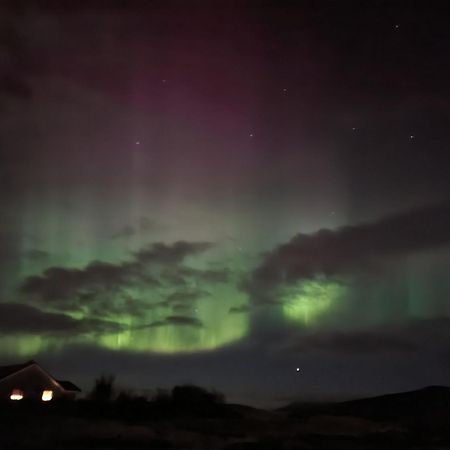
(98, 284, 249, 353)
(282, 279, 346, 325)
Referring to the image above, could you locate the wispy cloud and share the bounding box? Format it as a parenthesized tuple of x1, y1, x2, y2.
(245, 201, 450, 304)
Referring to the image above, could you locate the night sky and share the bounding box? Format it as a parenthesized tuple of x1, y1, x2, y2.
(1, 1, 450, 406)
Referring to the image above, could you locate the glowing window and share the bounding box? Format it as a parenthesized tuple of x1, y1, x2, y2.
(10, 389, 24, 400)
(42, 390, 53, 401)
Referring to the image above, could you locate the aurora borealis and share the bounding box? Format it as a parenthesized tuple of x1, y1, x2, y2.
(1, 1, 450, 406)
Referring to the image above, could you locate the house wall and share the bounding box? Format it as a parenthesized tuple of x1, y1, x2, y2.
(0, 365, 68, 400)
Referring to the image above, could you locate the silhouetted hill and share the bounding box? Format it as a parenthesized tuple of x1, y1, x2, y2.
(1, 387, 450, 449)
(226, 403, 278, 420)
(283, 385, 450, 432)
(336, 385, 450, 425)
(279, 401, 336, 418)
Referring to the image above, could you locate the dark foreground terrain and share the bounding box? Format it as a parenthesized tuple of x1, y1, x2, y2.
(1, 386, 450, 450)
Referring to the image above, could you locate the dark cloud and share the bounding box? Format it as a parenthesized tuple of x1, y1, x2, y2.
(246, 201, 450, 304)
(195, 269, 230, 283)
(79, 292, 153, 318)
(163, 267, 229, 287)
(290, 330, 417, 355)
(0, 302, 122, 335)
(229, 305, 250, 314)
(81, 317, 124, 334)
(180, 267, 230, 283)
(154, 289, 209, 313)
(161, 269, 188, 287)
(19, 241, 219, 319)
(147, 315, 204, 329)
(0, 302, 79, 334)
(21, 260, 136, 305)
(282, 317, 450, 356)
(165, 289, 209, 305)
(21, 241, 212, 302)
(134, 241, 212, 265)
(170, 303, 192, 312)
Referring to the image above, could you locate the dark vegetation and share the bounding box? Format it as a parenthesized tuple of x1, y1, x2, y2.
(83, 376, 230, 420)
(1, 381, 450, 449)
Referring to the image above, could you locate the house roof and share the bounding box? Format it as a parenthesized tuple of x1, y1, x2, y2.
(0, 360, 35, 380)
(0, 360, 81, 392)
(57, 380, 81, 392)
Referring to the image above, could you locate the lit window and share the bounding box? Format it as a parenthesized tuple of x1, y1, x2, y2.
(10, 389, 24, 400)
(42, 390, 53, 401)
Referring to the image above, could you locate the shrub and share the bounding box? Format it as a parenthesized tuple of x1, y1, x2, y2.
(89, 375, 115, 403)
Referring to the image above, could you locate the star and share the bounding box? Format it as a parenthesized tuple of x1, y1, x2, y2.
(296, 367, 300, 372)
(352, 127, 357, 131)
(249, 133, 254, 138)
(135, 141, 140, 145)
(394, 24, 400, 30)
(409, 135, 415, 140)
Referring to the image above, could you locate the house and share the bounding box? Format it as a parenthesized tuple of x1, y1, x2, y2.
(0, 360, 81, 401)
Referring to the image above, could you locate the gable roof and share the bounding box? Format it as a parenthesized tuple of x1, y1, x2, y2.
(57, 380, 81, 392)
(0, 360, 36, 380)
(0, 360, 81, 392)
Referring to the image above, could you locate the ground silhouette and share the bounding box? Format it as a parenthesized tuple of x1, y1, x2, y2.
(0, 384, 449, 449)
